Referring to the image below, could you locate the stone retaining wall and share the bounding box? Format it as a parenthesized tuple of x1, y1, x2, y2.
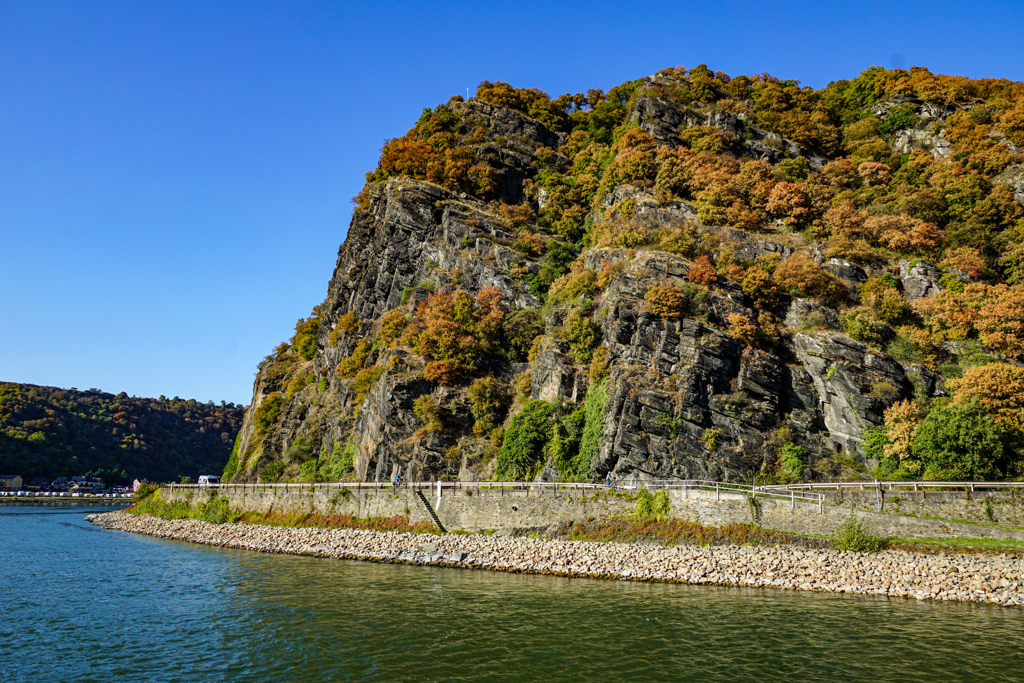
(160, 485, 1024, 541)
(823, 489, 1024, 528)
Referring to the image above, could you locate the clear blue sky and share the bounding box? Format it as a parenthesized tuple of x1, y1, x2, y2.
(2, 0, 1022, 405)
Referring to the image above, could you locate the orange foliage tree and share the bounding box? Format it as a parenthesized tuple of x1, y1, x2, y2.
(915, 284, 1024, 359)
(414, 288, 508, 385)
(773, 253, 847, 306)
(947, 363, 1024, 435)
(644, 283, 689, 318)
(940, 246, 986, 279)
(687, 255, 718, 286)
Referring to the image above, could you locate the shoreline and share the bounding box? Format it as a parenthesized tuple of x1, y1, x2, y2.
(90, 510, 1024, 607)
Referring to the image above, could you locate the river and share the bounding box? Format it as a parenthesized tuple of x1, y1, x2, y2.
(2, 504, 1022, 682)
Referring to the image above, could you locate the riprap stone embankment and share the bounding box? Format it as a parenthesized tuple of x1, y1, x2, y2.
(90, 511, 1024, 607)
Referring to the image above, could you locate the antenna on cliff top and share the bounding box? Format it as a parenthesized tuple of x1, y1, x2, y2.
(466, 87, 470, 100)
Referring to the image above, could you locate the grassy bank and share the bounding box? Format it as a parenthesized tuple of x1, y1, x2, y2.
(128, 486, 437, 534)
(235, 510, 438, 534)
(549, 517, 828, 548)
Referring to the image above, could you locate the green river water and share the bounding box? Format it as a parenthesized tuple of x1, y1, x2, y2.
(2, 504, 1022, 682)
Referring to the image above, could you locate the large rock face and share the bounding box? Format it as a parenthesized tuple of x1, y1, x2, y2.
(229, 69, 999, 486)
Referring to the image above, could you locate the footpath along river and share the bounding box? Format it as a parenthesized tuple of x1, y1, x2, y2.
(3, 505, 1024, 682)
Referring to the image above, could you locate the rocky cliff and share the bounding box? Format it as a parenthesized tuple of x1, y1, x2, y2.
(227, 66, 1024, 485)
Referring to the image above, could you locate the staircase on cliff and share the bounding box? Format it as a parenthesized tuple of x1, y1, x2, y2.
(415, 488, 447, 533)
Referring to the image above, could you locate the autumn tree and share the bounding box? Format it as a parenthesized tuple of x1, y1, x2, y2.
(414, 288, 508, 385)
(773, 253, 847, 306)
(947, 363, 1024, 436)
(881, 400, 922, 475)
(940, 246, 986, 280)
(687, 255, 718, 286)
(741, 267, 780, 309)
(645, 283, 689, 318)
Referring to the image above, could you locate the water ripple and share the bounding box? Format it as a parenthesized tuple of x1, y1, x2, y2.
(2, 506, 1022, 682)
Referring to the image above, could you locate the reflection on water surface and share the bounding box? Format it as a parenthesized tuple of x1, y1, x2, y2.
(2, 506, 1021, 682)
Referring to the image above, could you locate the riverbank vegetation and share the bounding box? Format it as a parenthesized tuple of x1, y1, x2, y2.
(130, 486, 235, 524)
(558, 517, 822, 548)
(235, 510, 439, 534)
(128, 484, 438, 533)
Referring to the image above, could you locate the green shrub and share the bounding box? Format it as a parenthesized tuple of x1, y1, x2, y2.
(132, 488, 235, 525)
(132, 483, 160, 504)
(321, 441, 356, 481)
(549, 407, 586, 479)
(877, 104, 917, 137)
(379, 309, 409, 345)
(285, 437, 314, 464)
(336, 342, 371, 379)
(702, 427, 722, 451)
(588, 346, 611, 385)
(840, 307, 889, 347)
(778, 442, 808, 483)
(912, 400, 1006, 480)
(563, 308, 600, 362)
(197, 493, 233, 524)
(352, 366, 386, 407)
(329, 313, 361, 347)
(284, 373, 311, 399)
(260, 461, 285, 483)
(468, 377, 512, 435)
(413, 395, 447, 433)
(299, 460, 319, 482)
(832, 513, 886, 552)
(222, 433, 241, 481)
(292, 313, 321, 361)
(502, 309, 544, 362)
(540, 239, 581, 285)
(574, 381, 609, 479)
(548, 267, 598, 303)
(253, 393, 285, 434)
(496, 400, 554, 480)
(884, 334, 922, 364)
(774, 156, 811, 182)
(635, 488, 671, 519)
(869, 288, 911, 325)
(862, 425, 889, 464)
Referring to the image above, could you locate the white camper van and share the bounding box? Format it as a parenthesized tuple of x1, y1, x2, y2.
(198, 475, 220, 487)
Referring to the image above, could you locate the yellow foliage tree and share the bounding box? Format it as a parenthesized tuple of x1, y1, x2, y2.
(883, 400, 922, 474)
(947, 363, 1024, 435)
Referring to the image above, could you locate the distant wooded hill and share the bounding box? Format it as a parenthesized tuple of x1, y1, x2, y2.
(0, 382, 246, 484)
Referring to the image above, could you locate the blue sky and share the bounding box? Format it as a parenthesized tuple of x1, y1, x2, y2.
(2, 0, 1023, 405)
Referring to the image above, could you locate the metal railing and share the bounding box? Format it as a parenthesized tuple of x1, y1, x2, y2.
(0, 490, 133, 499)
(166, 478, 826, 510)
(613, 479, 825, 510)
(760, 481, 1024, 493)
(170, 481, 613, 495)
